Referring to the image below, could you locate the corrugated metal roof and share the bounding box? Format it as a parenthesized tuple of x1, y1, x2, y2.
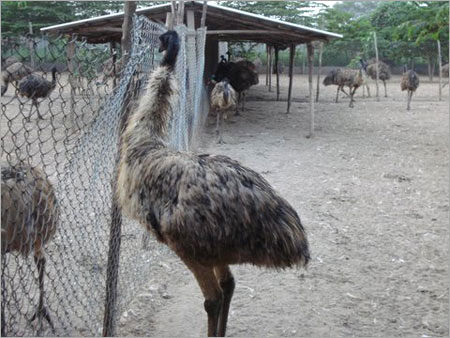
(40, 1, 342, 43)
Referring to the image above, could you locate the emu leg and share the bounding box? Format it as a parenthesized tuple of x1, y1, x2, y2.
(216, 110, 224, 144)
(406, 90, 412, 111)
(335, 86, 340, 103)
(241, 92, 246, 112)
(339, 87, 350, 97)
(383, 81, 387, 97)
(1, 255, 6, 336)
(235, 93, 241, 116)
(366, 84, 371, 97)
(184, 260, 222, 337)
(349, 87, 357, 108)
(34, 99, 44, 119)
(30, 255, 54, 332)
(215, 265, 235, 337)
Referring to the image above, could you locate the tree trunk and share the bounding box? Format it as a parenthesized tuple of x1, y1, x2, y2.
(286, 43, 295, 114)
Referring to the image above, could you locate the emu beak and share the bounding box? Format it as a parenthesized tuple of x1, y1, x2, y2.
(158, 45, 165, 53)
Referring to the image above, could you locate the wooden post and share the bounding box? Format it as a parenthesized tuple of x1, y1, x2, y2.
(28, 22, 35, 69)
(315, 42, 323, 102)
(307, 43, 315, 138)
(200, 0, 207, 27)
(171, 1, 177, 26)
(177, 0, 185, 26)
(437, 40, 442, 101)
(268, 45, 272, 92)
(301, 45, 305, 74)
(166, 12, 174, 30)
(287, 43, 295, 114)
(265, 44, 269, 86)
(373, 31, 380, 101)
(275, 46, 280, 101)
(121, 1, 137, 69)
(66, 38, 76, 119)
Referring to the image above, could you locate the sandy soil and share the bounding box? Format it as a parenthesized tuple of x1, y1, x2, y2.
(117, 74, 449, 337)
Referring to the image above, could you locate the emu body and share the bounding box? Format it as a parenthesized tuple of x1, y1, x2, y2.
(18, 67, 57, 119)
(117, 31, 309, 337)
(1, 62, 33, 96)
(324, 67, 364, 107)
(323, 69, 350, 102)
(210, 79, 237, 144)
(1, 164, 59, 334)
(366, 59, 391, 97)
(401, 67, 419, 111)
(214, 59, 258, 115)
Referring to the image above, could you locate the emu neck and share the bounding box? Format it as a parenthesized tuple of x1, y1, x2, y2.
(121, 65, 177, 155)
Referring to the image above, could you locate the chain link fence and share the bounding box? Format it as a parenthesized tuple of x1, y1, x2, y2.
(1, 14, 207, 336)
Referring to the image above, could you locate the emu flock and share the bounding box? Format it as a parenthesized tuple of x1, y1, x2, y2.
(323, 58, 424, 110)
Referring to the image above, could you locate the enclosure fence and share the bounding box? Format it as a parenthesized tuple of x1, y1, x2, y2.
(1, 14, 207, 336)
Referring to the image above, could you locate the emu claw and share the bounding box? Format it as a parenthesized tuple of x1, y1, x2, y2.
(30, 306, 55, 332)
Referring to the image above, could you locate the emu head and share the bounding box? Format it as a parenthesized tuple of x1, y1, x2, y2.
(159, 30, 180, 68)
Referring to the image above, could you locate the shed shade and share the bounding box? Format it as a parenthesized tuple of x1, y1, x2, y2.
(41, 1, 342, 44)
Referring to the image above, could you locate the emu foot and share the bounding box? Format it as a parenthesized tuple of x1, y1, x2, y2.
(30, 305, 55, 332)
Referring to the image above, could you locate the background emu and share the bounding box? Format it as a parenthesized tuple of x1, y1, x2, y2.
(214, 58, 259, 115)
(117, 31, 309, 337)
(1, 164, 59, 335)
(1, 62, 33, 96)
(18, 67, 57, 120)
(366, 58, 391, 97)
(400, 65, 419, 111)
(210, 78, 237, 144)
(323, 65, 365, 107)
(323, 69, 350, 102)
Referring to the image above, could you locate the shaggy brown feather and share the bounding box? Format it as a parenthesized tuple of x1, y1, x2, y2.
(117, 31, 309, 336)
(1, 62, 33, 96)
(1, 163, 59, 331)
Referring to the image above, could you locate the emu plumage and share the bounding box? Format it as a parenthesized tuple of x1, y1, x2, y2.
(117, 31, 309, 337)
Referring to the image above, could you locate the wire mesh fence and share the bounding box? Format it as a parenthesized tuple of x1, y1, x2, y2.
(1, 14, 207, 336)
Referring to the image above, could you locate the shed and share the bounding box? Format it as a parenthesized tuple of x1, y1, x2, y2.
(41, 1, 342, 137)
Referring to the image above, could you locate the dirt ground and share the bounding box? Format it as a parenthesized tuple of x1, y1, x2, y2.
(116, 74, 449, 337)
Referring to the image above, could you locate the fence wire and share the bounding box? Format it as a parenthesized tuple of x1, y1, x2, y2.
(1, 14, 207, 336)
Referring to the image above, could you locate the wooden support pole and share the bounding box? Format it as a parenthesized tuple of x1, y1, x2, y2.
(268, 45, 273, 92)
(166, 12, 174, 30)
(200, 0, 207, 28)
(171, 1, 177, 27)
(287, 43, 295, 114)
(307, 43, 315, 138)
(66, 38, 76, 117)
(28, 22, 35, 69)
(265, 44, 269, 86)
(373, 31, 380, 101)
(275, 46, 280, 101)
(121, 1, 137, 69)
(315, 42, 323, 102)
(177, 0, 185, 26)
(437, 40, 442, 101)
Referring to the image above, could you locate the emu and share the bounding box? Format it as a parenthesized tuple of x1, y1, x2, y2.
(324, 62, 366, 108)
(210, 78, 237, 144)
(1, 62, 33, 96)
(365, 58, 391, 97)
(214, 58, 259, 115)
(400, 65, 419, 111)
(18, 67, 57, 120)
(1, 164, 59, 335)
(323, 69, 350, 102)
(117, 31, 310, 337)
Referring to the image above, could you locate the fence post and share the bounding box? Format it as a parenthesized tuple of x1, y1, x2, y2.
(437, 40, 442, 101)
(103, 3, 136, 336)
(28, 22, 35, 69)
(373, 31, 380, 101)
(275, 46, 280, 101)
(307, 42, 315, 138)
(315, 42, 323, 102)
(286, 43, 295, 113)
